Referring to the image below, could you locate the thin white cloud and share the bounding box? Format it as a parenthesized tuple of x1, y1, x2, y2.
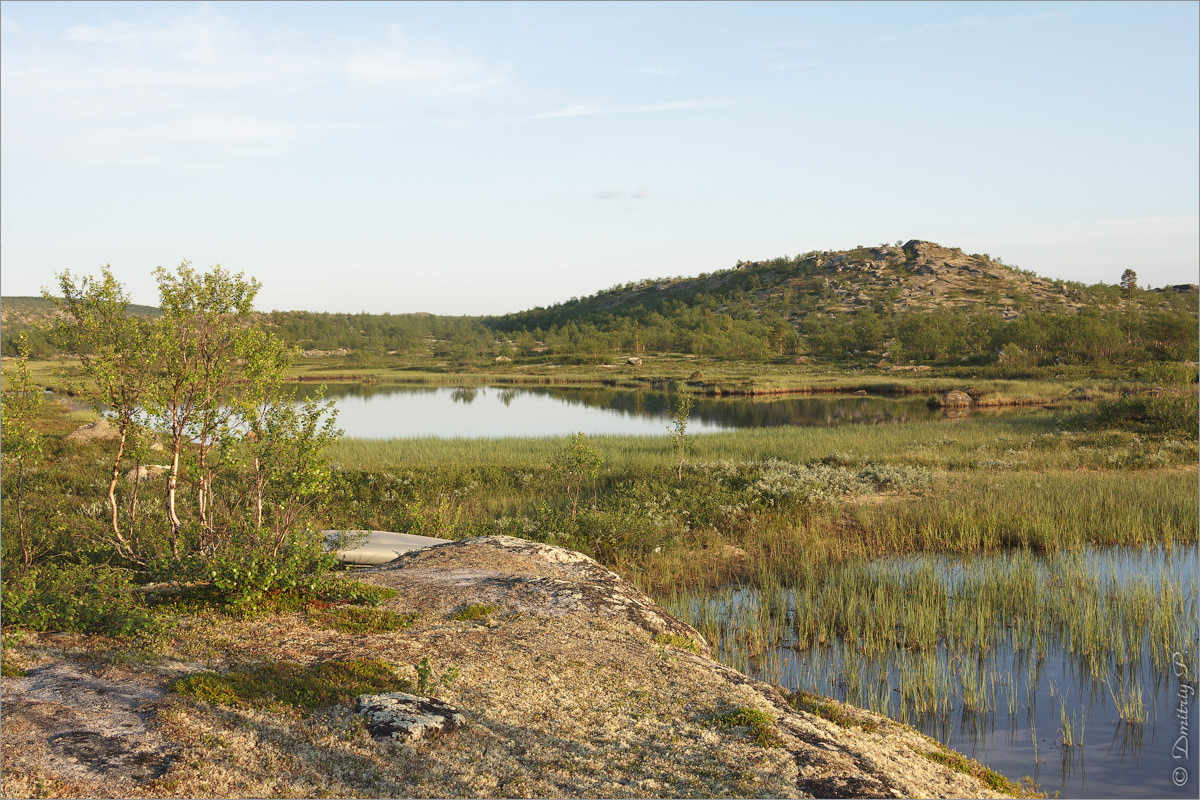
(1, 5, 511, 169)
(762, 56, 823, 72)
(872, 11, 1066, 43)
(592, 189, 625, 200)
(512, 99, 723, 122)
(630, 190, 650, 199)
(749, 40, 821, 50)
(633, 65, 681, 77)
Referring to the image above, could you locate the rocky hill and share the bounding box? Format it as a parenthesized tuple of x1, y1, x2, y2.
(499, 239, 1196, 329)
(5, 241, 1196, 362)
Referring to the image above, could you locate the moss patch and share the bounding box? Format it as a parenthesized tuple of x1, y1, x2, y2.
(652, 632, 696, 652)
(922, 749, 1022, 796)
(450, 602, 498, 621)
(169, 659, 410, 710)
(714, 706, 784, 748)
(789, 689, 882, 734)
(307, 605, 418, 635)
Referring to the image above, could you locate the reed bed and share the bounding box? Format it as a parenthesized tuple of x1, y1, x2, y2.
(661, 547, 1197, 741)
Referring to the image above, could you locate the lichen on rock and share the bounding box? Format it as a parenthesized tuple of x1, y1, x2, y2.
(356, 692, 466, 741)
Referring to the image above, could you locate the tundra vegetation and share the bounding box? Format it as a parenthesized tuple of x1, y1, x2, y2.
(1, 248, 1197, 796)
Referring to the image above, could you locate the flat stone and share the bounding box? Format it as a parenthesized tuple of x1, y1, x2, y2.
(324, 530, 451, 565)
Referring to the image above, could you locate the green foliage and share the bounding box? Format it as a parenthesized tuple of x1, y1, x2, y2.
(1096, 391, 1199, 438)
(714, 706, 783, 748)
(1, 333, 45, 569)
(450, 603, 498, 621)
(652, 632, 696, 652)
(788, 690, 880, 733)
(414, 656, 459, 694)
(307, 605, 419, 635)
(1, 563, 159, 637)
(198, 537, 336, 613)
(557, 432, 603, 517)
(170, 659, 410, 709)
(922, 750, 1020, 796)
(669, 387, 694, 481)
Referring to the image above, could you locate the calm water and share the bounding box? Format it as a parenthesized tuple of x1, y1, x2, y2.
(668, 547, 1199, 799)
(294, 383, 949, 438)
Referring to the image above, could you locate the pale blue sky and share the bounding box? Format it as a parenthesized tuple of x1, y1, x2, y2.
(2, 1, 1197, 314)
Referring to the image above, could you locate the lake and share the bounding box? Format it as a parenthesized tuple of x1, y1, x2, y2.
(294, 383, 954, 439)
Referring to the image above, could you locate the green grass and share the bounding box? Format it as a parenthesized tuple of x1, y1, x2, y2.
(664, 544, 1196, 738)
(327, 407, 1196, 470)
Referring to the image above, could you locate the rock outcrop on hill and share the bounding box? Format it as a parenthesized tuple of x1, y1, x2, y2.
(1, 536, 1008, 798)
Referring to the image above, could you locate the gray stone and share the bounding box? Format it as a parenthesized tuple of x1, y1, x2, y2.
(356, 692, 466, 742)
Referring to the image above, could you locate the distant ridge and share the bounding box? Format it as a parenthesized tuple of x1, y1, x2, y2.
(493, 239, 1197, 330)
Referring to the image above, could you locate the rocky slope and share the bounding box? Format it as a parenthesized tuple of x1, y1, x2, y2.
(1, 537, 1012, 799)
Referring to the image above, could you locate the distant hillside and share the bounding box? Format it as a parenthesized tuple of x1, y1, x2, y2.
(4, 241, 1197, 365)
(0, 296, 161, 327)
(492, 240, 1197, 330)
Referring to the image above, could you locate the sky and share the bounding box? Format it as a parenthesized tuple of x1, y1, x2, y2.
(1, 1, 1197, 315)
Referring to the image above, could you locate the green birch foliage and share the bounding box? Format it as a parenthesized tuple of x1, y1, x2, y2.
(1, 333, 44, 568)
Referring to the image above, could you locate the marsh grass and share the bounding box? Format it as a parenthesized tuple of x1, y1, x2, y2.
(663, 547, 1196, 747)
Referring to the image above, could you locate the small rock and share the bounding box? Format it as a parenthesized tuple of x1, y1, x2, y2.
(928, 390, 973, 408)
(125, 465, 170, 483)
(66, 420, 119, 443)
(356, 692, 466, 742)
(626, 357, 643, 366)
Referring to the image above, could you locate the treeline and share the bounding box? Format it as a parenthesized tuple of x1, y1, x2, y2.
(4, 260, 1196, 366)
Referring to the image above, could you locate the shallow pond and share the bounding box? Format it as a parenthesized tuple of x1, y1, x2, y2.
(663, 546, 1199, 799)
(294, 383, 953, 438)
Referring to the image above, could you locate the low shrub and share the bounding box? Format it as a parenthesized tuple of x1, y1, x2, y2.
(1096, 392, 1198, 438)
(1, 563, 159, 637)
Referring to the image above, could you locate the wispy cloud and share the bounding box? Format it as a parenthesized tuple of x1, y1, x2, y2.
(762, 56, 822, 72)
(632, 65, 681, 77)
(872, 11, 1066, 43)
(749, 40, 821, 50)
(512, 99, 722, 122)
(1, 5, 511, 168)
(591, 189, 652, 202)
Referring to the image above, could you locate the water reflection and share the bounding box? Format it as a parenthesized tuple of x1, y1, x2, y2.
(291, 383, 949, 439)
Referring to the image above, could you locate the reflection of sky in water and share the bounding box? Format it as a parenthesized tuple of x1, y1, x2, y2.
(297, 384, 948, 439)
(325, 386, 735, 439)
